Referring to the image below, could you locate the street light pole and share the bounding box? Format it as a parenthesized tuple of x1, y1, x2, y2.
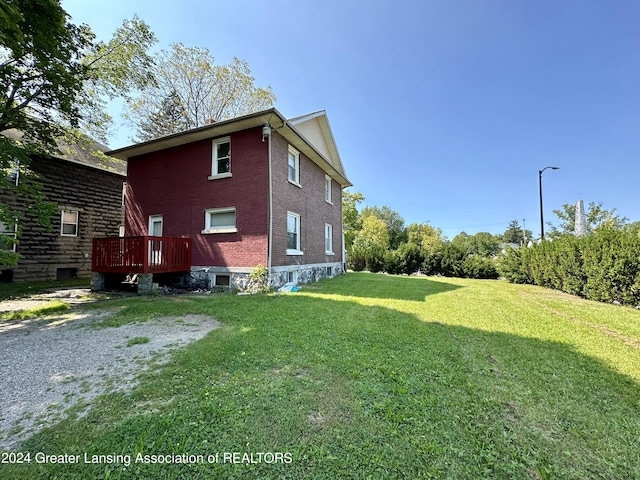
(538, 166, 559, 240)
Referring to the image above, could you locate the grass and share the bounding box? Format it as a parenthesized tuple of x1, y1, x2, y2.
(1, 273, 639, 479)
(0, 278, 90, 301)
(126, 336, 151, 347)
(0, 300, 70, 321)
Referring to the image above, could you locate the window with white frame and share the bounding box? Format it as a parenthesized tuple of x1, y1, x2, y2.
(325, 223, 334, 254)
(210, 137, 231, 178)
(287, 212, 302, 254)
(287, 146, 300, 185)
(325, 175, 332, 203)
(0, 220, 17, 252)
(60, 210, 78, 236)
(148, 215, 163, 236)
(203, 207, 237, 234)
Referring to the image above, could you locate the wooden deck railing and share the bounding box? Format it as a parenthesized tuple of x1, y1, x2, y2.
(92, 236, 191, 274)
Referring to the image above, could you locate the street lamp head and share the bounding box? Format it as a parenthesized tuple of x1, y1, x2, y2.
(539, 166, 560, 174)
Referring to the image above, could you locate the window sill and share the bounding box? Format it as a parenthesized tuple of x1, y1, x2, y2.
(325, 200, 333, 205)
(201, 228, 238, 234)
(287, 179, 302, 188)
(325, 251, 335, 256)
(208, 172, 232, 180)
(286, 249, 304, 256)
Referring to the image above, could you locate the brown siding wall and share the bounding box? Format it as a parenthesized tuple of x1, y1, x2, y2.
(2, 156, 125, 282)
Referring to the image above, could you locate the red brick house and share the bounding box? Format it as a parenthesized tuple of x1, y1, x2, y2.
(105, 108, 351, 289)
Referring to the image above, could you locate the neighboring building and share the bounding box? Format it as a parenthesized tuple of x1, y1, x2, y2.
(106, 108, 351, 289)
(0, 130, 126, 282)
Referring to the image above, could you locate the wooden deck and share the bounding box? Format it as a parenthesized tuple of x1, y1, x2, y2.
(92, 236, 191, 274)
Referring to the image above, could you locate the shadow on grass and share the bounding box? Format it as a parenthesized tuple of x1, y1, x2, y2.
(318, 272, 463, 302)
(2, 278, 639, 480)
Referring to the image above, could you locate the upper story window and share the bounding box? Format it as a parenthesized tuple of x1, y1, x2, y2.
(61, 210, 79, 236)
(325, 175, 332, 204)
(287, 146, 300, 186)
(202, 207, 237, 234)
(210, 137, 231, 179)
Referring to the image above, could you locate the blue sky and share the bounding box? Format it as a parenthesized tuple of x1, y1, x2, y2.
(63, 0, 639, 240)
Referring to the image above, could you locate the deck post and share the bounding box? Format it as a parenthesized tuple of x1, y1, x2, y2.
(137, 273, 154, 294)
(91, 272, 105, 292)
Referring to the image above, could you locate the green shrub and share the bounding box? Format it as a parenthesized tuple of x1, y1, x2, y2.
(461, 255, 499, 279)
(384, 243, 425, 275)
(500, 227, 640, 305)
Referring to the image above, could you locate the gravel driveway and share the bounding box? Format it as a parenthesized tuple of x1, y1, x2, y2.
(0, 298, 222, 450)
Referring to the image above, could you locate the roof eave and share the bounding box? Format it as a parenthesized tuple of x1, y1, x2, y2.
(107, 108, 284, 160)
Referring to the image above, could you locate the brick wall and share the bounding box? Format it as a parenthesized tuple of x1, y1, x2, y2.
(270, 131, 343, 268)
(126, 126, 270, 269)
(2, 156, 125, 282)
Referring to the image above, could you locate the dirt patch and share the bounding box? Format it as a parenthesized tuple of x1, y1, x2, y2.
(0, 309, 222, 450)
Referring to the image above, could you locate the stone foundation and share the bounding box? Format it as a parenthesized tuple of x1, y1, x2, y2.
(190, 262, 345, 292)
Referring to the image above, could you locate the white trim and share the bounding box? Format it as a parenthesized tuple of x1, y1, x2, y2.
(191, 266, 253, 274)
(208, 172, 232, 181)
(267, 125, 273, 282)
(287, 145, 300, 185)
(270, 261, 342, 273)
(148, 214, 163, 236)
(325, 223, 334, 255)
(324, 175, 333, 204)
(0, 220, 18, 252)
(211, 136, 231, 177)
(60, 210, 79, 237)
(202, 207, 237, 234)
(287, 211, 301, 254)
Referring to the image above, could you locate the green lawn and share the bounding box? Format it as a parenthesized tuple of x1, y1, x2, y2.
(2, 273, 639, 479)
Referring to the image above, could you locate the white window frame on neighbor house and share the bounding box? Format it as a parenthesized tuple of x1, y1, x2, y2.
(209, 136, 232, 180)
(287, 145, 300, 186)
(325, 223, 334, 255)
(0, 220, 17, 252)
(148, 215, 163, 236)
(60, 210, 79, 237)
(202, 207, 237, 234)
(287, 211, 302, 255)
(325, 175, 332, 204)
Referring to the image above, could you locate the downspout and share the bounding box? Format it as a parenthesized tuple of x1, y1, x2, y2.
(267, 126, 273, 286)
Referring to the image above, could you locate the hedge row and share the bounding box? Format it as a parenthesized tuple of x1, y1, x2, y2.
(499, 227, 640, 305)
(349, 243, 499, 279)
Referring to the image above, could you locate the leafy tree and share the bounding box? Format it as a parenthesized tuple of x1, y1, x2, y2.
(78, 15, 157, 142)
(361, 205, 405, 249)
(125, 43, 276, 141)
(406, 222, 444, 255)
(502, 220, 532, 245)
(1, 2, 156, 266)
(548, 202, 627, 237)
(342, 190, 364, 251)
(351, 215, 389, 272)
